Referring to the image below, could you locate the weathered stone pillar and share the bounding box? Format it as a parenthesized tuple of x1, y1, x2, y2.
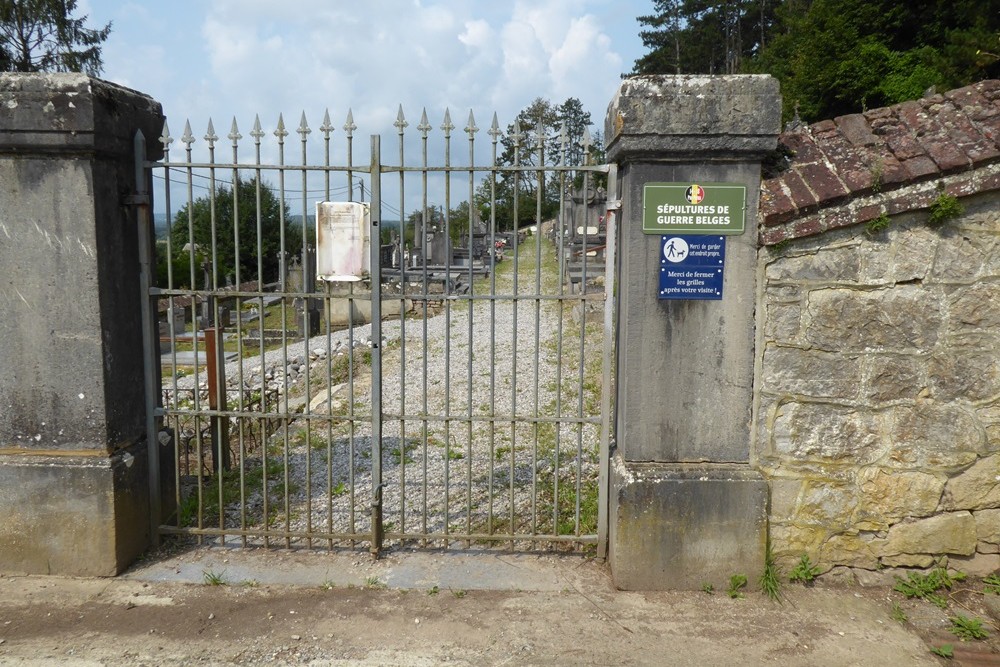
(605, 75, 781, 589)
(0, 73, 164, 575)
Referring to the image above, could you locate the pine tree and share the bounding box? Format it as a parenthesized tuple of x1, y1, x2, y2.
(0, 0, 111, 75)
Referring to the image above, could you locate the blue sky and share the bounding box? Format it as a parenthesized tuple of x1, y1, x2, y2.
(81, 0, 653, 216)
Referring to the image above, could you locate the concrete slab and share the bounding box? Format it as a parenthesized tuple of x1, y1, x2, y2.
(124, 546, 588, 592)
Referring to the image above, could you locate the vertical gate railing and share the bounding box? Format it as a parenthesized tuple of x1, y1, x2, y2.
(137, 106, 616, 557)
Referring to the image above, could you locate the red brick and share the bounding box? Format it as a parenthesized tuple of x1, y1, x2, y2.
(920, 135, 971, 171)
(856, 204, 883, 222)
(896, 100, 927, 132)
(978, 168, 1000, 193)
(863, 107, 894, 122)
(884, 128, 926, 161)
(945, 175, 980, 198)
(946, 84, 999, 122)
(818, 129, 879, 193)
(977, 79, 1000, 101)
(933, 104, 1000, 165)
(782, 169, 819, 211)
(884, 189, 936, 216)
(901, 155, 939, 180)
(972, 112, 1000, 150)
(760, 226, 788, 246)
(792, 215, 824, 239)
(760, 180, 797, 226)
(779, 130, 827, 165)
(875, 154, 909, 187)
(835, 113, 878, 146)
(869, 116, 901, 135)
(812, 120, 836, 133)
(821, 208, 857, 231)
(798, 162, 849, 204)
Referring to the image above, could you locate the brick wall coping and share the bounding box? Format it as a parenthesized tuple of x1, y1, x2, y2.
(759, 80, 1000, 245)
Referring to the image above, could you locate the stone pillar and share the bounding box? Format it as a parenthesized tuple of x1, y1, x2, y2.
(0, 73, 165, 575)
(605, 75, 781, 590)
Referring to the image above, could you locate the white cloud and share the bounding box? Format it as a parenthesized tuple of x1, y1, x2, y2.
(88, 0, 647, 211)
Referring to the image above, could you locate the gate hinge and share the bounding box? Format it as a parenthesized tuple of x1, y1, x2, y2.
(126, 194, 150, 206)
(606, 199, 621, 211)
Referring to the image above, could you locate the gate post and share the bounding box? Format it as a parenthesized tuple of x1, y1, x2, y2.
(0, 73, 164, 575)
(605, 75, 781, 589)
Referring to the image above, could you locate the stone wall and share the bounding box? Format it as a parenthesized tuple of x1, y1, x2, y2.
(756, 80, 1000, 574)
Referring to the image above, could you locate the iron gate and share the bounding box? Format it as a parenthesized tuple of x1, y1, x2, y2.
(135, 107, 617, 557)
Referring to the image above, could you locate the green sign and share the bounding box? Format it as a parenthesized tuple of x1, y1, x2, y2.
(642, 182, 747, 235)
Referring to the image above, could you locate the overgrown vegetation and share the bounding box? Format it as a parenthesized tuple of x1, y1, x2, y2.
(865, 213, 892, 236)
(893, 567, 966, 609)
(930, 644, 954, 659)
(633, 0, 1000, 123)
(949, 614, 990, 641)
(202, 569, 226, 586)
(927, 193, 965, 226)
(727, 574, 748, 599)
(760, 543, 782, 602)
(789, 554, 821, 584)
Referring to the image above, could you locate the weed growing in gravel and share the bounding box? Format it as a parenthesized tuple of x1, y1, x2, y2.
(984, 573, 1000, 595)
(427, 586, 439, 595)
(365, 576, 387, 590)
(701, 583, 714, 595)
(893, 568, 965, 609)
(949, 615, 989, 641)
(177, 456, 283, 527)
(789, 554, 821, 584)
(930, 644, 953, 658)
(203, 569, 227, 585)
(760, 544, 782, 602)
(727, 574, 747, 599)
(890, 602, 908, 623)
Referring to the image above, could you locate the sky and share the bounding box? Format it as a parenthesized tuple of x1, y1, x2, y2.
(80, 0, 653, 217)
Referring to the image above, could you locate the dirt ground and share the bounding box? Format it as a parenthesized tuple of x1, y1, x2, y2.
(1, 544, 999, 666)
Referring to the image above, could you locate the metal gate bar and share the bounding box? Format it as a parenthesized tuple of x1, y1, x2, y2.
(140, 106, 614, 556)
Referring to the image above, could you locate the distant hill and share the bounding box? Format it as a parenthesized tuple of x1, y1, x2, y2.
(154, 213, 169, 239)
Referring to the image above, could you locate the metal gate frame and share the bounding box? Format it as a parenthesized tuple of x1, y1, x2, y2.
(134, 110, 617, 558)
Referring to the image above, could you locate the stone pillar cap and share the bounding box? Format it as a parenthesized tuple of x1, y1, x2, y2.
(0, 72, 164, 159)
(605, 74, 781, 163)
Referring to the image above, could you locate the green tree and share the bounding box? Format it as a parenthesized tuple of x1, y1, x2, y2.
(479, 97, 598, 231)
(748, 0, 1000, 120)
(633, 0, 1000, 122)
(164, 176, 300, 289)
(0, 0, 111, 75)
(633, 0, 778, 75)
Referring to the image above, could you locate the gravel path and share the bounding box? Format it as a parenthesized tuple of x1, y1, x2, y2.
(166, 238, 607, 550)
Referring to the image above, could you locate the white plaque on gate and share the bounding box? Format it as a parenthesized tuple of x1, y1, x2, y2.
(315, 201, 370, 282)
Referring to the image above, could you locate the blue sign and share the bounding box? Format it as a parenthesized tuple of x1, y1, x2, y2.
(658, 235, 726, 300)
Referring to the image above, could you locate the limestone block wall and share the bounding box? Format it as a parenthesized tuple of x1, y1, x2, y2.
(755, 80, 1000, 573)
(757, 198, 1000, 572)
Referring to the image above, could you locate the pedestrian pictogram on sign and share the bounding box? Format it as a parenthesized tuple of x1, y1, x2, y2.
(658, 235, 726, 300)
